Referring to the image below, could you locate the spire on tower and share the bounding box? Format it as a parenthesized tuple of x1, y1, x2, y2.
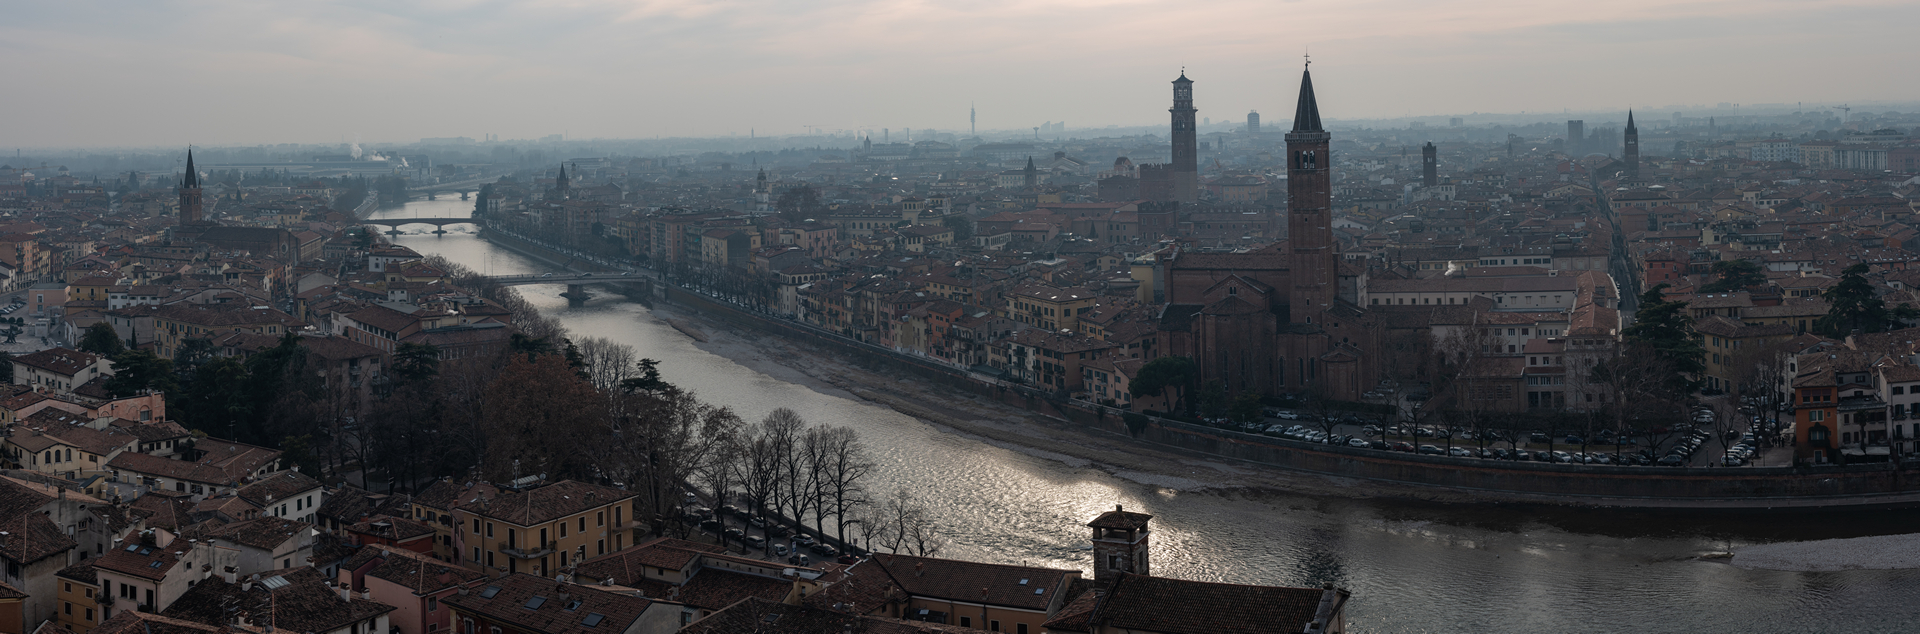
(1626, 109, 1637, 133)
(182, 148, 199, 189)
(1292, 67, 1322, 132)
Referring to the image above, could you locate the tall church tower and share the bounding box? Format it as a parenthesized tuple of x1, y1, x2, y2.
(554, 163, 571, 200)
(1624, 110, 1640, 179)
(1421, 142, 1438, 187)
(1286, 65, 1335, 324)
(1022, 156, 1038, 188)
(755, 168, 771, 212)
(179, 148, 204, 226)
(1169, 73, 1198, 203)
(1088, 505, 1153, 581)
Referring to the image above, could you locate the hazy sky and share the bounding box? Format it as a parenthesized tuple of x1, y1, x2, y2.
(5, 0, 1916, 148)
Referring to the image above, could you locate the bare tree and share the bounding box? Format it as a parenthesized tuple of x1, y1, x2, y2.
(813, 425, 874, 548)
(864, 489, 944, 557)
(577, 337, 639, 394)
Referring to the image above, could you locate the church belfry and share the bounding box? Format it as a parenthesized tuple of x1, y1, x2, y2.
(179, 148, 205, 226)
(1088, 504, 1153, 581)
(1624, 110, 1640, 179)
(1023, 156, 1038, 188)
(1285, 65, 1335, 324)
(1169, 72, 1198, 204)
(1422, 141, 1437, 187)
(554, 163, 571, 200)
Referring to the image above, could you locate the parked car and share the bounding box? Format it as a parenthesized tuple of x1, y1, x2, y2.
(749, 516, 769, 528)
(1657, 454, 1687, 467)
(1530, 432, 1551, 444)
(1368, 440, 1390, 450)
(1551, 451, 1574, 463)
(743, 535, 766, 548)
(699, 518, 723, 530)
(773, 544, 790, 557)
(765, 525, 791, 537)
(792, 534, 816, 547)
(810, 543, 839, 556)
(723, 527, 745, 540)
(1447, 446, 1474, 457)
(1347, 438, 1370, 448)
(1391, 442, 1417, 452)
(1417, 444, 1445, 455)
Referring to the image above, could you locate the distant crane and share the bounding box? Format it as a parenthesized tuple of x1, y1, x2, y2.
(1831, 104, 1851, 124)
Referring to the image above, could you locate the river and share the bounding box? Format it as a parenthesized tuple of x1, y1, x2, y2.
(373, 199, 1920, 633)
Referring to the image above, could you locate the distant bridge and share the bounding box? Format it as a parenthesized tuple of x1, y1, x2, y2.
(475, 272, 643, 287)
(361, 217, 478, 231)
(475, 271, 650, 302)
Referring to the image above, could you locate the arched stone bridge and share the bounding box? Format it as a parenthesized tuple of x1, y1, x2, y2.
(361, 217, 478, 231)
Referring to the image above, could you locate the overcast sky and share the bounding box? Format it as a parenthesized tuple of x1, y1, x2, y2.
(4, 0, 1916, 148)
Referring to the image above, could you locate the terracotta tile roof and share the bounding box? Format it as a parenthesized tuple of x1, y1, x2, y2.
(413, 478, 500, 511)
(162, 567, 394, 633)
(188, 517, 310, 551)
(683, 597, 975, 634)
(93, 534, 187, 582)
(673, 567, 792, 611)
(347, 515, 436, 542)
(340, 544, 487, 595)
(235, 470, 323, 509)
(575, 537, 723, 585)
(455, 480, 635, 527)
(799, 559, 902, 615)
(131, 493, 198, 531)
(444, 573, 657, 634)
(12, 346, 103, 377)
(0, 477, 76, 564)
(874, 555, 1073, 611)
(1076, 573, 1334, 634)
(108, 452, 234, 486)
(1086, 505, 1152, 531)
(90, 610, 229, 634)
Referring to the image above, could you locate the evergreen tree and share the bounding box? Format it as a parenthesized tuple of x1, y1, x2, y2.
(106, 350, 177, 397)
(1129, 356, 1197, 413)
(1622, 283, 1706, 391)
(1815, 264, 1915, 336)
(1699, 259, 1766, 293)
(78, 322, 126, 356)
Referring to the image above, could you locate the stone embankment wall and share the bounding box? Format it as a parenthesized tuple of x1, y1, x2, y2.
(662, 284, 1920, 507)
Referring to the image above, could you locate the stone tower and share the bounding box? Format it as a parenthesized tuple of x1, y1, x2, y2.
(1088, 504, 1153, 581)
(179, 148, 204, 226)
(1247, 110, 1261, 135)
(1286, 65, 1335, 325)
(554, 163, 571, 200)
(1169, 73, 1198, 204)
(1624, 110, 1640, 179)
(1422, 141, 1437, 187)
(1023, 156, 1038, 188)
(1566, 120, 1585, 155)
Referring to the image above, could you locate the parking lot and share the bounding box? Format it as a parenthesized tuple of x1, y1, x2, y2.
(1225, 402, 1790, 468)
(678, 493, 858, 567)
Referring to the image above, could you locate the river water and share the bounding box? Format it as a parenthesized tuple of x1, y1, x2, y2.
(374, 200, 1920, 633)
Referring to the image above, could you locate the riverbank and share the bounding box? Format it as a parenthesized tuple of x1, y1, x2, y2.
(1734, 533, 1920, 571)
(647, 301, 1549, 504)
(650, 296, 1920, 510)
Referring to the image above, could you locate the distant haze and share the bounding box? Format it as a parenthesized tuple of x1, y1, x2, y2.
(4, 0, 1916, 148)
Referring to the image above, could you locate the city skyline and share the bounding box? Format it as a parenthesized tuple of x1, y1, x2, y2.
(4, 0, 1918, 148)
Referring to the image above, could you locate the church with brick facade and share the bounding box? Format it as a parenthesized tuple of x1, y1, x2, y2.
(1153, 67, 1380, 401)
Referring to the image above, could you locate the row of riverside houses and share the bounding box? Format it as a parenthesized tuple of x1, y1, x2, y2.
(3, 464, 1352, 634)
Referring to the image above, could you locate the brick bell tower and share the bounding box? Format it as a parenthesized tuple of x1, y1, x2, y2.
(1088, 504, 1153, 581)
(1169, 72, 1198, 204)
(179, 148, 204, 226)
(1286, 63, 1335, 324)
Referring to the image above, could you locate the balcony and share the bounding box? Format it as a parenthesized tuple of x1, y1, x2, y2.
(501, 541, 556, 559)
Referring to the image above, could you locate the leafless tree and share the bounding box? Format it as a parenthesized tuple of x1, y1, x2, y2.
(577, 337, 639, 394)
(812, 425, 874, 548)
(863, 489, 944, 557)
